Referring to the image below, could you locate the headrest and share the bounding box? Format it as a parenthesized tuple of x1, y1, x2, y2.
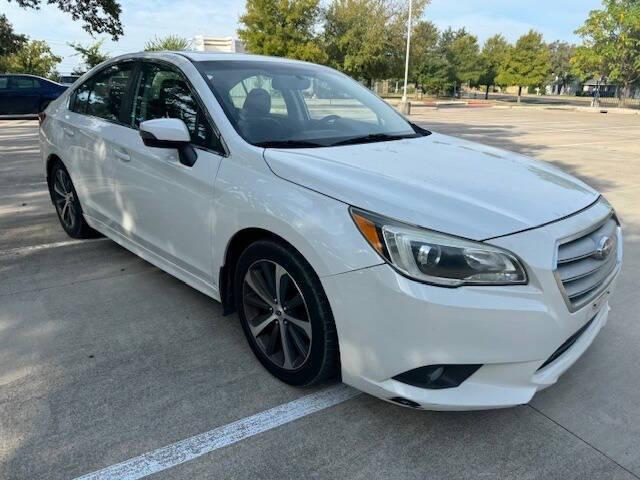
(242, 88, 271, 117)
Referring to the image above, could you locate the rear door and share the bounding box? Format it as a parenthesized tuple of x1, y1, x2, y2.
(113, 60, 225, 281)
(8, 76, 42, 114)
(62, 61, 136, 225)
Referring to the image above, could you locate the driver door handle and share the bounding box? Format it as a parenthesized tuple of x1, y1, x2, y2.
(114, 149, 131, 162)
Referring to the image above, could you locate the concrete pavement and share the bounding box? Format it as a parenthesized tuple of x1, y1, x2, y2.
(1, 110, 639, 479)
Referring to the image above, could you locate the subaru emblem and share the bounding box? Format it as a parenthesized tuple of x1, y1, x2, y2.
(594, 236, 614, 260)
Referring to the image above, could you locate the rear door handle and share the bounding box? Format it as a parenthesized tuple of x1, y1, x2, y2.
(114, 149, 131, 162)
(63, 127, 75, 137)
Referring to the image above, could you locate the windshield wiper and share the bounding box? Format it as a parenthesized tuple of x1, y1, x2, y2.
(255, 140, 326, 148)
(329, 133, 419, 147)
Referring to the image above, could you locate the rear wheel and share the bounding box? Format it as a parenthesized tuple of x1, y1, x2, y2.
(49, 161, 100, 238)
(235, 240, 340, 386)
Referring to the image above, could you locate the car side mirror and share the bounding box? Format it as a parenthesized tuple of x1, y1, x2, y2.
(139, 118, 198, 167)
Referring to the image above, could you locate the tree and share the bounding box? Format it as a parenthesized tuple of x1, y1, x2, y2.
(6, 0, 123, 40)
(324, 0, 427, 86)
(5, 40, 61, 78)
(144, 35, 191, 52)
(238, 0, 326, 63)
(479, 34, 510, 99)
(415, 51, 449, 95)
(445, 30, 481, 96)
(324, 0, 389, 84)
(497, 30, 551, 102)
(69, 39, 109, 74)
(0, 14, 27, 57)
(404, 20, 439, 83)
(384, 0, 430, 80)
(414, 27, 480, 97)
(574, 0, 640, 105)
(548, 41, 576, 94)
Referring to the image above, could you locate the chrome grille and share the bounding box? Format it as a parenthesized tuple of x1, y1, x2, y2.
(555, 216, 619, 311)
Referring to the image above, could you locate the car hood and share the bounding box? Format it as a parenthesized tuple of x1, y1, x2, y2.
(263, 133, 599, 240)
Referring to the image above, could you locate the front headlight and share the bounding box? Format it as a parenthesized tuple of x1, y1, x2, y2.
(351, 208, 527, 287)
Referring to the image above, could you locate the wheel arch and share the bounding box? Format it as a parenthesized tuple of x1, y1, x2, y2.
(45, 153, 63, 196)
(219, 227, 305, 316)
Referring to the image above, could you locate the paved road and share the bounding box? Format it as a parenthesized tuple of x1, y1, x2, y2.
(1, 110, 639, 479)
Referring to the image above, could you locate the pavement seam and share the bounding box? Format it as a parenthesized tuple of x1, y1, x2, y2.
(527, 404, 640, 479)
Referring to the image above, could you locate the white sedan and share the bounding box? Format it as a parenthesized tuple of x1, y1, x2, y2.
(39, 52, 622, 410)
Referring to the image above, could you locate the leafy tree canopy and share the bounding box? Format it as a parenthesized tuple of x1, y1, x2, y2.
(324, 0, 428, 84)
(144, 35, 192, 52)
(414, 27, 481, 95)
(406, 20, 439, 81)
(5, 39, 61, 78)
(69, 39, 109, 74)
(7, 0, 123, 40)
(573, 0, 640, 99)
(445, 29, 482, 86)
(0, 14, 27, 59)
(239, 0, 326, 63)
(497, 30, 551, 98)
(547, 40, 576, 92)
(479, 34, 510, 94)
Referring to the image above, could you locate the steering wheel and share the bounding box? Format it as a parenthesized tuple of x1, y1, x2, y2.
(318, 114, 341, 127)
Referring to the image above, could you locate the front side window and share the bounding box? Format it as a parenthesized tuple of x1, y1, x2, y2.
(71, 80, 92, 114)
(197, 60, 421, 147)
(84, 63, 133, 122)
(0, 77, 8, 89)
(131, 62, 220, 151)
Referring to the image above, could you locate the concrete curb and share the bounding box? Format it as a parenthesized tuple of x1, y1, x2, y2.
(492, 104, 640, 115)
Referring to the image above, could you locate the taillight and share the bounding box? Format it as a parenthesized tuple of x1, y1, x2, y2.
(37, 112, 47, 126)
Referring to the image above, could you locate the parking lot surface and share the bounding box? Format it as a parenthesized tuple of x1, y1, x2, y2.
(1, 108, 639, 479)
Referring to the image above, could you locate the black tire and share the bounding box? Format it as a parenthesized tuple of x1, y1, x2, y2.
(48, 160, 101, 239)
(234, 239, 340, 386)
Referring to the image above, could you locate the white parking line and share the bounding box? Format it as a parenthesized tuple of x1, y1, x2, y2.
(0, 238, 108, 257)
(74, 384, 360, 480)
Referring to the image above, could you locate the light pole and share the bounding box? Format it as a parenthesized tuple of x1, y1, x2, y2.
(401, 0, 413, 114)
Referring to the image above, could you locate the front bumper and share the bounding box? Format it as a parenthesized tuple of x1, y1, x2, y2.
(322, 201, 622, 410)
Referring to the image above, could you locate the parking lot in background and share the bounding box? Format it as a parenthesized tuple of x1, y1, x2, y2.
(1, 108, 639, 479)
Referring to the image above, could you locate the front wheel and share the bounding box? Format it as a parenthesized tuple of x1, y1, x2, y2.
(235, 239, 340, 386)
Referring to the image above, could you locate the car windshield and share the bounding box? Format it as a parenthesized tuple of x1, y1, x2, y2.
(196, 60, 425, 148)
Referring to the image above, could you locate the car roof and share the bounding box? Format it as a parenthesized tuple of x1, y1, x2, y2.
(0, 73, 51, 79)
(110, 51, 313, 66)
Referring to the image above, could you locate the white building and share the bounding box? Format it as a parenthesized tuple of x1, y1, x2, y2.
(191, 36, 245, 53)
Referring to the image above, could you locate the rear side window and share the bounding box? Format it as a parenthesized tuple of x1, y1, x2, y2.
(131, 62, 222, 152)
(69, 63, 133, 122)
(0, 77, 8, 89)
(12, 77, 40, 89)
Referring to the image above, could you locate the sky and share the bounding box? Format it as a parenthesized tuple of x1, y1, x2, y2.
(1, 0, 603, 74)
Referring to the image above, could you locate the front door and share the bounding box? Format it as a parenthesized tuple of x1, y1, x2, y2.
(113, 61, 225, 281)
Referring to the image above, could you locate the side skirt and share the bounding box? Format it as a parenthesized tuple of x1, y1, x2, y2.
(84, 214, 221, 303)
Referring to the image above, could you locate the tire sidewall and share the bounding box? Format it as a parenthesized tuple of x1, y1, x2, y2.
(234, 240, 335, 386)
(49, 161, 85, 238)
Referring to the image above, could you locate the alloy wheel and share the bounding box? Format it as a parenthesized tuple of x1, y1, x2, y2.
(52, 168, 77, 230)
(242, 260, 312, 370)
